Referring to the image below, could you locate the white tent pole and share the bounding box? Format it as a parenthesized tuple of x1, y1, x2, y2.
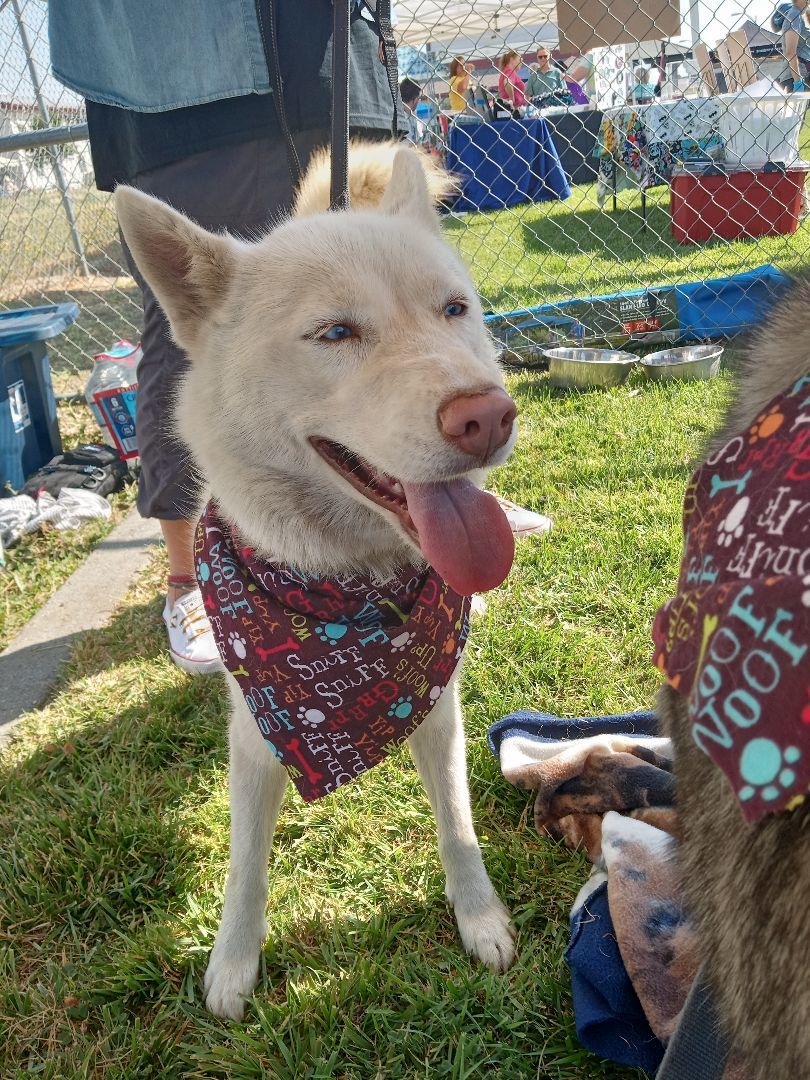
(687, 0, 702, 48)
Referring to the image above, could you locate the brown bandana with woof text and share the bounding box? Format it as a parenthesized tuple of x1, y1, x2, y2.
(652, 372, 810, 823)
(195, 503, 471, 801)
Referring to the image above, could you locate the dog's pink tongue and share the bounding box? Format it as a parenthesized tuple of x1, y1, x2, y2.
(401, 479, 515, 596)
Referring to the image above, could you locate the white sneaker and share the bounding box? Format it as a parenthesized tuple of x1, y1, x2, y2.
(495, 496, 554, 538)
(162, 588, 223, 675)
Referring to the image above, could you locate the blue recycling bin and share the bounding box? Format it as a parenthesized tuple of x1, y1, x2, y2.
(0, 303, 78, 492)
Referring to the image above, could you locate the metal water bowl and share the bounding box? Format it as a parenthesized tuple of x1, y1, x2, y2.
(639, 345, 724, 382)
(542, 347, 637, 389)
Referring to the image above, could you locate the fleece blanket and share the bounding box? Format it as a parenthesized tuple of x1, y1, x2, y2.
(488, 711, 677, 859)
(488, 710, 724, 1074)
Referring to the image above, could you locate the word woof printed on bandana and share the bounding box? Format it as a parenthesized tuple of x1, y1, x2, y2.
(653, 373, 810, 822)
(195, 504, 471, 801)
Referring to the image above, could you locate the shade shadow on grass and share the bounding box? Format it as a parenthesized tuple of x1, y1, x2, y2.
(449, 180, 810, 314)
(0, 552, 644, 1079)
(0, 661, 640, 1080)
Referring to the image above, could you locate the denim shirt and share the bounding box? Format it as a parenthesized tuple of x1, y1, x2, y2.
(49, 0, 271, 111)
(48, 0, 403, 129)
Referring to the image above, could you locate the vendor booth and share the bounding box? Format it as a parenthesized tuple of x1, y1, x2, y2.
(398, 0, 810, 239)
(594, 89, 810, 235)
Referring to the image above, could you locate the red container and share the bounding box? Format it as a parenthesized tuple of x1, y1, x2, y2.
(670, 164, 808, 244)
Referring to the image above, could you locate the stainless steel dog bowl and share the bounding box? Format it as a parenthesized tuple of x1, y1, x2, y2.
(542, 347, 637, 389)
(639, 345, 724, 382)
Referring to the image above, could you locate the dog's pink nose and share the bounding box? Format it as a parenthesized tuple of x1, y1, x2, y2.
(438, 387, 517, 459)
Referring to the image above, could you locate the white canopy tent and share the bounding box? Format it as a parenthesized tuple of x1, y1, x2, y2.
(392, 0, 705, 55)
(393, 1, 558, 49)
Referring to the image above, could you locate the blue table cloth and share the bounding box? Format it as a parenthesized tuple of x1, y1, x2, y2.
(447, 118, 571, 212)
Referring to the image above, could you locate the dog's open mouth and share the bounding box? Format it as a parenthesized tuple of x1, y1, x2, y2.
(311, 437, 515, 596)
(312, 437, 417, 535)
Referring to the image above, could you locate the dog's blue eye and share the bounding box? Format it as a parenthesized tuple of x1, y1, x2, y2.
(321, 324, 355, 341)
(444, 301, 467, 317)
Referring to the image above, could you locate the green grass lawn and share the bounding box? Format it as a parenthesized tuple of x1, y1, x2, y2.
(448, 181, 810, 317)
(0, 366, 732, 1079)
(3, 166, 810, 389)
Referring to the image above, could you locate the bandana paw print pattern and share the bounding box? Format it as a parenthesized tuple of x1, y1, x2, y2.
(652, 373, 810, 822)
(195, 505, 471, 801)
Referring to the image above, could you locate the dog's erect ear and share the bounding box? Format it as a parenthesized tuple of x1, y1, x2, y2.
(378, 147, 441, 233)
(115, 187, 237, 353)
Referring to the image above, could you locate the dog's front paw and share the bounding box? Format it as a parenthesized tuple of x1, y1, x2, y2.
(203, 939, 261, 1020)
(454, 894, 516, 973)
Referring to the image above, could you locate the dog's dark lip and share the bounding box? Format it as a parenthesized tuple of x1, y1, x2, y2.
(310, 437, 418, 539)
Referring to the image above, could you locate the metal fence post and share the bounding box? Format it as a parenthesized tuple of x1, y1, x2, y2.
(10, 0, 90, 277)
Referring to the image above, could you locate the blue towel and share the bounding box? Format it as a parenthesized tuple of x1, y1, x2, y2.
(487, 712, 673, 838)
(489, 709, 681, 1073)
(566, 877, 666, 1072)
(674, 264, 790, 341)
(483, 264, 790, 349)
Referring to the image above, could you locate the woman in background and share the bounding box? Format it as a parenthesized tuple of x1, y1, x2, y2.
(565, 55, 592, 104)
(498, 50, 527, 111)
(448, 56, 471, 110)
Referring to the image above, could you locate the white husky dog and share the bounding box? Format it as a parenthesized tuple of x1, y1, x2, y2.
(116, 143, 519, 1020)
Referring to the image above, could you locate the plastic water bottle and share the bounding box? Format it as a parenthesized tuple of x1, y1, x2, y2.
(84, 340, 141, 437)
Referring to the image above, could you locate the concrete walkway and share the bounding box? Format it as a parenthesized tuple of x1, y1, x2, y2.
(0, 508, 161, 744)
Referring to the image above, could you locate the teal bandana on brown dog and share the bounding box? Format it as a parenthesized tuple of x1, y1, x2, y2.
(653, 373, 810, 821)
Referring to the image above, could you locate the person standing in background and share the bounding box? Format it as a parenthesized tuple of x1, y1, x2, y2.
(48, 1, 404, 675)
(631, 66, 656, 104)
(400, 77, 427, 143)
(783, 0, 810, 89)
(448, 57, 471, 111)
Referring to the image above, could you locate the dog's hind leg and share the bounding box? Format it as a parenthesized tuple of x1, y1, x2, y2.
(408, 677, 515, 972)
(204, 681, 289, 1019)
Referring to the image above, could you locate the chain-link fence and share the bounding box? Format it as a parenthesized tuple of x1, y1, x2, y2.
(1, 0, 809, 395)
(397, 0, 810, 364)
(0, 0, 139, 396)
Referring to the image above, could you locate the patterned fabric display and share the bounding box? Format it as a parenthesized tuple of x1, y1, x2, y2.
(195, 504, 471, 801)
(653, 373, 810, 822)
(596, 98, 724, 206)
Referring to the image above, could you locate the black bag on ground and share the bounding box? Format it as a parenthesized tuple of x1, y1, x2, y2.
(21, 443, 130, 499)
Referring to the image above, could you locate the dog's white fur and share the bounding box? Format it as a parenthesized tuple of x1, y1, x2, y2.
(116, 144, 517, 1020)
(294, 137, 457, 217)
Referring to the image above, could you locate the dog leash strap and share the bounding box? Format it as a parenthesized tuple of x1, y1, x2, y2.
(656, 967, 731, 1080)
(330, 0, 352, 210)
(260, 0, 302, 189)
(375, 0, 401, 139)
